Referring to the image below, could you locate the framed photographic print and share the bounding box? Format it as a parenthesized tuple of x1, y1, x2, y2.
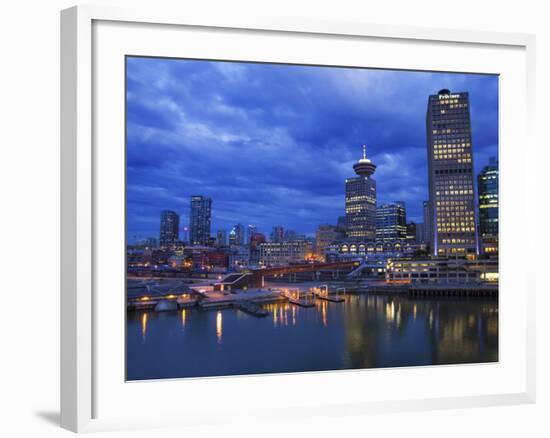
(61, 5, 536, 433)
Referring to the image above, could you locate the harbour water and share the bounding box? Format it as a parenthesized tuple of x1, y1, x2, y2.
(126, 293, 498, 380)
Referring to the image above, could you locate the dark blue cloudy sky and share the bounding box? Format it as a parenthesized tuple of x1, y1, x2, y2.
(126, 56, 498, 242)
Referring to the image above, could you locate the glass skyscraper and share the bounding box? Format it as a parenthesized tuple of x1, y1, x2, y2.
(426, 89, 477, 257)
(189, 195, 212, 246)
(159, 210, 179, 248)
(345, 145, 377, 241)
(478, 157, 499, 255)
(376, 202, 407, 241)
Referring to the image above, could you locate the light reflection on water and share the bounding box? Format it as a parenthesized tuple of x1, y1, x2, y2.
(140, 312, 147, 342)
(181, 309, 186, 328)
(216, 311, 223, 344)
(128, 293, 498, 380)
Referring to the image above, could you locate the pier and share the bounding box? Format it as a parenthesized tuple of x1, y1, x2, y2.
(312, 285, 346, 303)
(283, 288, 316, 307)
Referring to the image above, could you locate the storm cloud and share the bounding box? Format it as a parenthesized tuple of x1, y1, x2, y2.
(126, 57, 498, 241)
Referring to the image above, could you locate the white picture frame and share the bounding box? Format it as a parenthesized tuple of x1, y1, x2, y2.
(60, 4, 537, 433)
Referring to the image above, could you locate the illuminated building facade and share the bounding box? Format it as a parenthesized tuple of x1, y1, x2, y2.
(259, 240, 313, 266)
(478, 157, 499, 255)
(335, 240, 410, 257)
(376, 202, 407, 241)
(315, 224, 345, 261)
(346, 145, 377, 240)
(386, 258, 498, 284)
(159, 210, 179, 248)
(427, 89, 477, 257)
(189, 195, 212, 246)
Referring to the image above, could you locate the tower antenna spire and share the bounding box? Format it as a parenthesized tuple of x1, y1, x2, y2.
(353, 144, 376, 176)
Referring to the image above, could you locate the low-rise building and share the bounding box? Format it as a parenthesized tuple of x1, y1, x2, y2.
(259, 240, 313, 266)
(315, 224, 345, 261)
(386, 257, 498, 284)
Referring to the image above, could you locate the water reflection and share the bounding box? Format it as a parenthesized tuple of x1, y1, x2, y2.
(140, 312, 148, 342)
(216, 311, 223, 344)
(127, 294, 498, 380)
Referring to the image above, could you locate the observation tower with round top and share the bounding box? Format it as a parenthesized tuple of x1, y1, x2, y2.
(345, 145, 377, 241)
(353, 144, 377, 177)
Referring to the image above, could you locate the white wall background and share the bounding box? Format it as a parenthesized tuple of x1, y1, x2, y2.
(0, 0, 547, 437)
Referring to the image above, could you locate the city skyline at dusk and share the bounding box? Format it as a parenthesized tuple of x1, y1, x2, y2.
(126, 57, 498, 241)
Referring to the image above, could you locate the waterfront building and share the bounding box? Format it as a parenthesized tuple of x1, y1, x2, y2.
(345, 145, 377, 240)
(315, 224, 345, 261)
(426, 89, 477, 257)
(422, 200, 432, 246)
(229, 223, 245, 246)
(216, 229, 227, 247)
(478, 157, 499, 255)
(333, 240, 411, 258)
(259, 240, 313, 267)
(376, 202, 407, 241)
(270, 226, 284, 243)
(386, 257, 498, 284)
(189, 195, 212, 246)
(159, 210, 179, 248)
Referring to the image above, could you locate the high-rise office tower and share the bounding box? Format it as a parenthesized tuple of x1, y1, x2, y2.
(375, 202, 407, 241)
(478, 157, 499, 255)
(189, 195, 212, 246)
(159, 210, 179, 248)
(345, 145, 377, 240)
(426, 89, 477, 257)
(229, 223, 245, 246)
